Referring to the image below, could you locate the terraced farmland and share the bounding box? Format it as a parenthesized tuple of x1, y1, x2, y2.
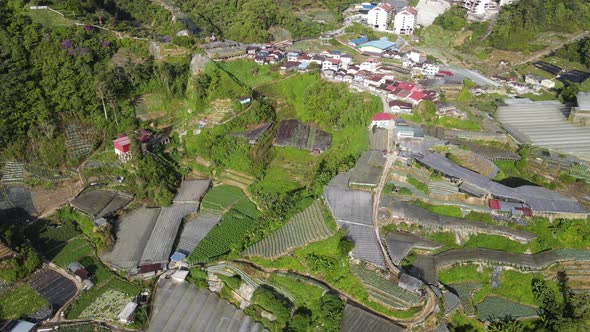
(188, 198, 261, 264)
(476, 296, 539, 321)
(200, 185, 245, 212)
(350, 264, 422, 309)
(1, 161, 25, 184)
(243, 201, 333, 258)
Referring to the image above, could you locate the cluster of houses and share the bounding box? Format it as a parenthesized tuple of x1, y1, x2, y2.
(356, 2, 418, 34)
(490, 73, 556, 95)
(277, 50, 354, 72)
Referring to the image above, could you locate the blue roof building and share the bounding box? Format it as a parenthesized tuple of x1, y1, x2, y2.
(170, 251, 186, 262)
(350, 36, 369, 46)
(358, 38, 396, 53)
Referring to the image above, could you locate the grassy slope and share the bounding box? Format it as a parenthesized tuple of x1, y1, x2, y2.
(0, 284, 48, 320)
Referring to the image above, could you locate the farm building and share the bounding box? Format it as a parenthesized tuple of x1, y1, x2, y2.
(358, 38, 397, 54)
(238, 96, 251, 104)
(496, 98, 590, 159)
(149, 279, 265, 332)
(349, 151, 386, 187)
(118, 302, 137, 324)
(414, 151, 587, 218)
(569, 92, 590, 126)
(70, 190, 133, 220)
(350, 36, 369, 47)
(102, 181, 206, 275)
(340, 305, 404, 332)
(324, 172, 386, 268)
(5, 321, 36, 332)
(113, 134, 132, 163)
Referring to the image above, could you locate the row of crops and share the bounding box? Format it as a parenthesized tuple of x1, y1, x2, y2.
(243, 201, 333, 258)
(350, 264, 422, 308)
(25, 164, 76, 182)
(200, 185, 246, 212)
(1, 161, 25, 184)
(447, 282, 481, 316)
(188, 196, 261, 264)
(476, 296, 539, 321)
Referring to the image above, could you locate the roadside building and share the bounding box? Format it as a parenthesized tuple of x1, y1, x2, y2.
(371, 112, 397, 128)
(358, 38, 397, 54)
(388, 100, 413, 114)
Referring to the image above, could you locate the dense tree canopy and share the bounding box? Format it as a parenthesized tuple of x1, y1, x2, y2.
(555, 37, 590, 69)
(491, 0, 590, 51)
(433, 6, 468, 31)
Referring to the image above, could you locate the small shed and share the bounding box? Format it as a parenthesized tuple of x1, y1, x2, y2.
(113, 134, 132, 163)
(398, 273, 423, 293)
(118, 302, 138, 324)
(239, 96, 251, 105)
(170, 252, 186, 263)
(172, 270, 189, 282)
(94, 217, 108, 227)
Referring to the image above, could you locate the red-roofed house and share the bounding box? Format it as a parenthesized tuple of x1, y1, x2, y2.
(408, 91, 426, 104)
(398, 82, 416, 91)
(371, 112, 397, 128)
(113, 134, 132, 163)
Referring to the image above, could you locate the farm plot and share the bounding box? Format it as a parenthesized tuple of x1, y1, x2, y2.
(139, 203, 199, 266)
(173, 179, 211, 204)
(324, 173, 373, 226)
(25, 218, 81, 255)
(28, 268, 77, 310)
(176, 213, 221, 255)
(188, 198, 260, 264)
(243, 200, 334, 258)
(70, 190, 133, 219)
(25, 165, 76, 182)
(232, 122, 272, 145)
(369, 127, 389, 151)
(53, 323, 113, 332)
(1, 161, 25, 184)
(52, 239, 94, 268)
(65, 124, 96, 160)
(0, 283, 48, 320)
(447, 282, 481, 316)
(274, 120, 332, 152)
(200, 185, 245, 212)
(340, 304, 404, 332)
(66, 278, 140, 320)
(338, 222, 386, 268)
(476, 296, 538, 321)
(350, 264, 422, 310)
(101, 207, 160, 271)
(79, 289, 132, 321)
(5, 185, 37, 216)
(149, 279, 264, 332)
(349, 150, 386, 187)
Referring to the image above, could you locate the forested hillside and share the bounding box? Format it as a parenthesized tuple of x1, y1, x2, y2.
(491, 0, 590, 51)
(0, 1, 188, 204)
(555, 37, 590, 69)
(178, 0, 350, 42)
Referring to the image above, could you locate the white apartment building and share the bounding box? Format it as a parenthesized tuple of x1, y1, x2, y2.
(367, 2, 394, 31)
(393, 7, 417, 35)
(463, 0, 498, 15)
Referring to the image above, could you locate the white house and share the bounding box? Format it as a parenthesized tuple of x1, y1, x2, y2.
(322, 59, 341, 71)
(393, 7, 417, 35)
(367, 3, 394, 31)
(463, 0, 498, 15)
(541, 79, 556, 89)
(423, 63, 440, 76)
(360, 58, 380, 72)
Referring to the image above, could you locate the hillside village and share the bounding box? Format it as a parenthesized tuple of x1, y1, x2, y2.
(2, 0, 590, 331)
